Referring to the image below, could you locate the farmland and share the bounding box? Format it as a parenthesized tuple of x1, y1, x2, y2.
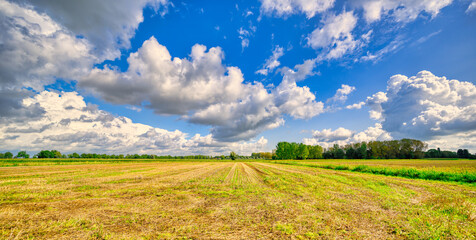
(0, 160, 475, 239)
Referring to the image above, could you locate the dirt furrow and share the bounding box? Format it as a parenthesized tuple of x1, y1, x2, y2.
(224, 163, 238, 184)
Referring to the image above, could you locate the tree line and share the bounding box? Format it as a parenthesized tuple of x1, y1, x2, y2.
(0, 150, 214, 159)
(1, 139, 475, 159)
(272, 139, 476, 160)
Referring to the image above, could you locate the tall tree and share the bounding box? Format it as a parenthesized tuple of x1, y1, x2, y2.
(4, 152, 13, 159)
(297, 144, 309, 160)
(308, 145, 323, 159)
(16, 151, 29, 159)
(229, 151, 237, 160)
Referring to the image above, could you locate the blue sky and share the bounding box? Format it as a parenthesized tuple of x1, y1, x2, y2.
(1, 0, 476, 155)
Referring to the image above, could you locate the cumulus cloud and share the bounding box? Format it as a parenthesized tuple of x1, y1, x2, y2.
(23, 0, 169, 59)
(360, 0, 453, 23)
(1, 0, 326, 149)
(188, 78, 324, 142)
(426, 131, 476, 152)
(0, 0, 98, 119)
(365, 91, 388, 120)
(346, 101, 365, 110)
(303, 123, 392, 148)
(327, 84, 356, 104)
(365, 71, 476, 140)
(260, 0, 335, 18)
(81, 37, 244, 115)
(256, 46, 285, 75)
(307, 11, 363, 60)
(280, 59, 317, 82)
(81, 37, 325, 141)
(0, 91, 269, 155)
(0, 0, 95, 91)
(188, 83, 284, 142)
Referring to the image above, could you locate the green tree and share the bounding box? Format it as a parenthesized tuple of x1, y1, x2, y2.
(38, 150, 53, 158)
(276, 142, 292, 159)
(4, 152, 13, 159)
(357, 142, 367, 159)
(230, 151, 237, 160)
(335, 148, 345, 159)
(16, 151, 29, 159)
(297, 144, 309, 160)
(308, 145, 323, 159)
(345, 147, 356, 159)
(51, 150, 62, 158)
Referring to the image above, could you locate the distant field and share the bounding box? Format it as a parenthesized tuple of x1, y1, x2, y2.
(289, 159, 476, 172)
(0, 160, 475, 239)
(0, 158, 246, 167)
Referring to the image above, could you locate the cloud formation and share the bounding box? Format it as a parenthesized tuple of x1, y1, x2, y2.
(256, 46, 285, 75)
(467, 1, 476, 14)
(327, 84, 356, 104)
(303, 123, 392, 148)
(366, 71, 476, 139)
(81, 37, 325, 141)
(0, 0, 94, 91)
(0, 91, 269, 155)
(23, 0, 169, 59)
(307, 11, 360, 60)
(260, 0, 335, 18)
(81, 37, 244, 115)
(360, 0, 453, 23)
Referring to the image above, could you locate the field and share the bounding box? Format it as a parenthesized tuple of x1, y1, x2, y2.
(297, 159, 476, 172)
(0, 160, 475, 239)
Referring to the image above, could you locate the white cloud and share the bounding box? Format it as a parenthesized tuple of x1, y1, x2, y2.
(310, 127, 355, 142)
(426, 131, 476, 152)
(238, 27, 254, 51)
(0, 0, 169, 98)
(0, 91, 269, 155)
(0, 0, 167, 120)
(0, 0, 98, 119)
(364, 71, 476, 142)
(307, 11, 362, 60)
(260, 0, 335, 18)
(188, 77, 325, 142)
(23, 0, 169, 59)
(467, 1, 476, 14)
(0, 0, 95, 91)
(81, 37, 325, 142)
(346, 101, 365, 110)
(274, 79, 325, 119)
(81, 37, 245, 115)
(360, 0, 453, 23)
(256, 46, 285, 75)
(126, 106, 142, 112)
(280, 59, 317, 82)
(188, 83, 284, 142)
(327, 84, 356, 103)
(303, 123, 392, 148)
(361, 38, 404, 63)
(415, 30, 442, 45)
(365, 91, 388, 120)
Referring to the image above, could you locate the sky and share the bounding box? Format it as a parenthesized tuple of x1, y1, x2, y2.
(1, 0, 476, 155)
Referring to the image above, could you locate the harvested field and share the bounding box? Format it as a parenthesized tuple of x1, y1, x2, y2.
(0, 160, 475, 239)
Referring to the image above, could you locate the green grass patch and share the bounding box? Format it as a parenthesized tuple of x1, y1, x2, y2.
(277, 162, 476, 183)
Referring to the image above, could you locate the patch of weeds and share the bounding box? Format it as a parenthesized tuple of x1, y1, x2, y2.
(88, 224, 110, 240)
(0, 180, 27, 186)
(279, 162, 476, 183)
(275, 223, 294, 235)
